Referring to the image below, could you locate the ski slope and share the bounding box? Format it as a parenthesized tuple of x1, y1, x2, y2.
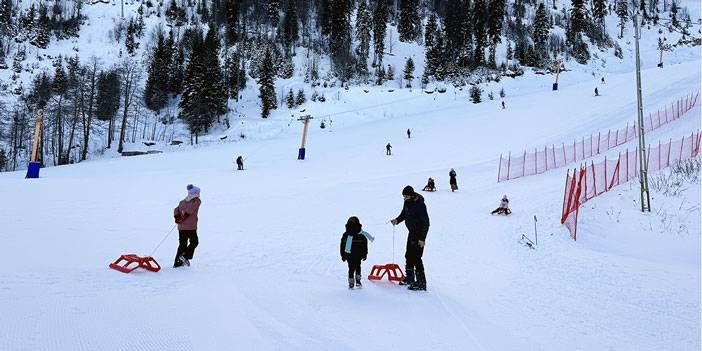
(1, 60, 700, 350)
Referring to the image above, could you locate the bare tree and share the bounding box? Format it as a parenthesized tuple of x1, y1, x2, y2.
(116, 58, 141, 154)
(81, 57, 101, 161)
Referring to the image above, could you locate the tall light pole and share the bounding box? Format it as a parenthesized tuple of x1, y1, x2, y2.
(634, 12, 651, 212)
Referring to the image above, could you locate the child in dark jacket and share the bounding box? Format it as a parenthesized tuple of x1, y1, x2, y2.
(339, 217, 375, 289)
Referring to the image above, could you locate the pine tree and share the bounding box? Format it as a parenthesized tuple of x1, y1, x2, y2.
(95, 70, 121, 121)
(355, 0, 372, 76)
(592, 0, 607, 35)
(32, 4, 50, 49)
(473, 0, 488, 66)
(470, 86, 481, 103)
(226, 0, 239, 45)
(179, 29, 209, 135)
(329, 0, 352, 79)
(375, 64, 385, 85)
(268, 0, 280, 28)
(569, 0, 588, 38)
(373, 0, 388, 67)
(258, 49, 277, 118)
(399, 0, 420, 42)
(670, 1, 678, 28)
(281, 0, 299, 54)
(202, 27, 227, 122)
(165, 0, 179, 25)
(532, 3, 551, 63)
(386, 64, 395, 81)
(125, 19, 139, 55)
(402, 57, 415, 88)
(616, 0, 628, 38)
(0, 0, 13, 35)
(487, 0, 505, 68)
(225, 50, 246, 100)
(424, 13, 438, 76)
(0, 149, 6, 172)
(144, 30, 170, 114)
(286, 89, 295, 108)
(168, 43, 184, 96)
(296, 89, 306, 105)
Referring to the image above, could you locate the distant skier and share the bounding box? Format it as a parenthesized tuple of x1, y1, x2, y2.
(390, 186, 430, 291)
(449, 168, 458, 192)
(422, 177, 436, 192)
(594, 87, 599, 96)
(407, 129, 411, 139)
(236, 155, 244, 170)
(501, 101, 506, 109)
(173, 184, 202, 268)
(491, 195, 512, 215)
(340, 216, 375, 289)
(601, 77, 605, 84)
(386, 143, 392, 155)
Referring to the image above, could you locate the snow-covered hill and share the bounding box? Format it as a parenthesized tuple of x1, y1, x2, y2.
(0, 46, 699, 350)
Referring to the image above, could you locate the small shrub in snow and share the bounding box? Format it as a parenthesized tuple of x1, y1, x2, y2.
(650, 157, 701, 196)
(488, 91, 494, 100)
(499, 87, 506, 98)
(470, 86, 482, 103)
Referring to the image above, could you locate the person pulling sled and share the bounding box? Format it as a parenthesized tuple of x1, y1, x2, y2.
(422, 177, 436, 192)
(340, 217, 375, 289)
(491, 195, 512, 215)
(173, 184, 202, 267)
(390, 186, 430, 291)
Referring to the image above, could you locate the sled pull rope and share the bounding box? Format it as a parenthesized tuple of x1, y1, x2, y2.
(149, 224, 177, 257)
(392, 225, 396, 265)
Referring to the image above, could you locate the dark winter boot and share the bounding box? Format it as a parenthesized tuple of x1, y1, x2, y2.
(400, 268, 415, 286)
(409, 270, 426, 291)
(348, 277, 355, 289)
(355, 274, 362, 288)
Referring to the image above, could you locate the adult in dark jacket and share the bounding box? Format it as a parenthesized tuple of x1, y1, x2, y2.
(339, 217, 374, 289)
(236, 156, 244, 170)
(390, 186, 430, 291)
(449, 168, 458, 192)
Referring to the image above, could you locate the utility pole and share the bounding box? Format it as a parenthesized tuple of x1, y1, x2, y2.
(297, 115, 313, 160)
(634, 12, 651, 212)
(121, 0, 124, 19)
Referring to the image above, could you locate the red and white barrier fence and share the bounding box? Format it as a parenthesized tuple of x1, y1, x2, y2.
(560, 131, 702, 240)
(498, 92, 699, 182)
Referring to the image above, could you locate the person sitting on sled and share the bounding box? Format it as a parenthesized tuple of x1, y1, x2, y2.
(423, 177, 436, 192)
(339, 216, 375, 289)
(491, 195, 512, 215)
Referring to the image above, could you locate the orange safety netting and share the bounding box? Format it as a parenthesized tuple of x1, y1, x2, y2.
(560, 131, 702, 240)
(498, 92, 699, 182)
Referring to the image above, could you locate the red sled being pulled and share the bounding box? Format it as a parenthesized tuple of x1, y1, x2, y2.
(109, 254, 161, 273)
(368, 263, 405, 283)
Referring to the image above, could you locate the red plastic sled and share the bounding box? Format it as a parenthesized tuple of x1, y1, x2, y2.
(368, 264, 405, 283)
(109, 254, 161, 273)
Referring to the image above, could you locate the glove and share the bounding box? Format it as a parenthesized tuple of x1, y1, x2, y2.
(362, 257, 366, 261)
(341, 256, 346, 262)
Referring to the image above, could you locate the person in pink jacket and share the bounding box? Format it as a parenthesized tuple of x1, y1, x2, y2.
(173, 184, 202, 267)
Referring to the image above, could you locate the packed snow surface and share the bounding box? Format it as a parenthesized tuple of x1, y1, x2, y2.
(1, 48, 701, 351)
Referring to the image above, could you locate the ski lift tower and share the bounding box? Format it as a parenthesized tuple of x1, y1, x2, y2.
(297, 115, 313, 160)
(634, 11, 651, 212)
(552, 58, 561, 90)
(26, 109, 43, 179)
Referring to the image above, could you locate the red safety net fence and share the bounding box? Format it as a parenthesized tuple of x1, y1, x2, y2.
(560, 131, 702, 240)
(498, 92, 699, 182)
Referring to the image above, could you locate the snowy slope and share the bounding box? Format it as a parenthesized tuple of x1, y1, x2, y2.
(1, 51, 700, 351)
